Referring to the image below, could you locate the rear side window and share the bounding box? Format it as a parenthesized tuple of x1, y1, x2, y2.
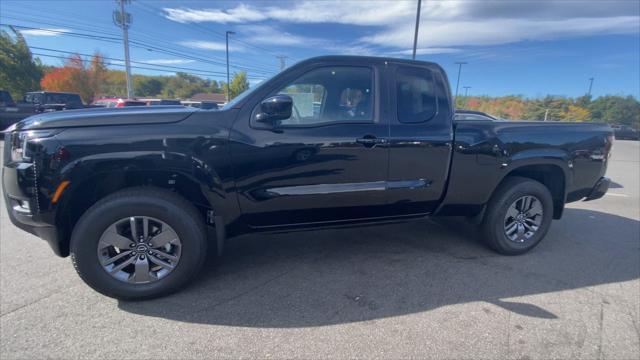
(396, 67, 437, 123)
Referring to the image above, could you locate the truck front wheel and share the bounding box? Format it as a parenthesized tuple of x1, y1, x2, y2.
(70, 187, 207, 300)
(482, 177, 553, 255)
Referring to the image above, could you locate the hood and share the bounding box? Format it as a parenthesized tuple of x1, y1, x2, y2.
(7, 106, 197, 131)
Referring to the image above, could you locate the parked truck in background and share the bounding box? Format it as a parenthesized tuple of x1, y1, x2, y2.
(2, 56, 613, 300)
(0, 91, 85, 130)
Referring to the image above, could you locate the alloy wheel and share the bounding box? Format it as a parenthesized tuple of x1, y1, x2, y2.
(97, 216, 182, 284)
(503, 195, 544, 243)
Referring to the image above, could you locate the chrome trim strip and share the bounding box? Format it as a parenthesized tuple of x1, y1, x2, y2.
(263, 179, 431, 197)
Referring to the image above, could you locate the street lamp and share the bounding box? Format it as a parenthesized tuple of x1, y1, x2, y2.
(454, 62, 467, 104)
(411, 0, 422, 60)
(226, 31, 236, 102)
(587, 77, 594, 97)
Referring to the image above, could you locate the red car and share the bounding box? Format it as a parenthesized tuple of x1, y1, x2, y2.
(93, 98, 146, 108)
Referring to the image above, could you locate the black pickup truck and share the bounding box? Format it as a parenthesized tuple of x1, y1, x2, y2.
(0, 91, 85, 130)
(2, 56, 613, 299)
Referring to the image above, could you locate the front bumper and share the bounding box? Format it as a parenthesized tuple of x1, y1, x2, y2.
(2, 162, 65, 256)
(584, 177, 610, 201)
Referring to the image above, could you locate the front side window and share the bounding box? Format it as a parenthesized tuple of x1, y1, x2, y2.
(396, 67, 437, 123)
(276, 66, 373, 126)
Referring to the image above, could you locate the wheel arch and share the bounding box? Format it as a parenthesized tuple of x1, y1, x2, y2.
(499, 162, 567, 220)
(54, 169, 221, 257)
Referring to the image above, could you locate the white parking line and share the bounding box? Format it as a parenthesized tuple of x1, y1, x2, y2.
(605, 193, 629, 197)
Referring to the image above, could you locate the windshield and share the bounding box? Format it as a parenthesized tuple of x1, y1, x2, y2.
(222, 75, 275, 110)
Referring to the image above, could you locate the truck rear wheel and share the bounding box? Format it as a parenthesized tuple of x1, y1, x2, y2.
(482, 177, 553, 255)
(70, 187, 207, 300)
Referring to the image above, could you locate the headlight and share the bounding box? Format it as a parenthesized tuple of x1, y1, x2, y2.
(9, 130, 60, 163)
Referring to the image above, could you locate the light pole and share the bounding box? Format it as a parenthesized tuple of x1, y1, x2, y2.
(587, 77, 594, 97)
(412, 0, 422, 60)
(113, 0, 132, 98)
(276, 55, 288, 71)
(454, 61, 467, 105)
(225, 31, 235, 102)
(463, 86, 471, 97)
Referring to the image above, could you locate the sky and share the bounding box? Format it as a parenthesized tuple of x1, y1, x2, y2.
(1, 0, 639, 98)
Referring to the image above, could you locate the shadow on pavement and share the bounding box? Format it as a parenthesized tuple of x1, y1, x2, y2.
(610, 181, 624, 189)
(119, 208, 639, 327)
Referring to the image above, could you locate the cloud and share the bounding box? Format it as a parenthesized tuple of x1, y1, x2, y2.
(19, 28, 70, 36)
(163, 4, 266, 23)
(388, 48, 462, 56)
(163, 1, 640, 52)
(144, 59, 195, 65)
(179, 40, 243, 52)
(236, 24, 380, 55)
(163, 1, 413, 25)
(361, 16, 640, 48)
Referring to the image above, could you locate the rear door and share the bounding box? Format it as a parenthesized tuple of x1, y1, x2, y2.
(230, 64, 391, 227)
(386, 64, 454, 215)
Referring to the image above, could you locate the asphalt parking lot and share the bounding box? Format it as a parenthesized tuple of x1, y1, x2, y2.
(1, 140, 638, 359)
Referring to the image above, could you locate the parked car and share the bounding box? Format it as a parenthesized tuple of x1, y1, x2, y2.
(0, 90, 16, 107)
(93, 98, 147, 108)
(0, 90, 20, 130)
(139, 98, 182, 106)
(611, 124, 639, 140)
(2, 56, 613, 300)
(1, 91, 85, 130)
(455, 109, 500, 121)
(181, 100, 218, 110)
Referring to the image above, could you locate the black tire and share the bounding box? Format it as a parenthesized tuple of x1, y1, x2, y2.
(70, 187, 207, 300)
(481, 177, 554, 255)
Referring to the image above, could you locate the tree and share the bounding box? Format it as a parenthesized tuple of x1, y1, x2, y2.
(589, 96, 640, 127)
(562, 104, 590, 122)
(134, 76, 163, 97)
(0, 28, 43, 100)
(40, 52, 109, 103)
(227, 71, 249, 99)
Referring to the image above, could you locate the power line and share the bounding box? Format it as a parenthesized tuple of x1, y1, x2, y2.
(1, 23, 277, 76)
(29, 47, 268, 79)
(2, 9, 283, 73)
(132, 2, 287, 68)
(29, 46, 267, 78)
(31, 52, 267, 80)
(134, 1, 300, 63)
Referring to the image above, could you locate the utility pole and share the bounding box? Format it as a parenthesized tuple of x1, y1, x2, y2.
(225, 30, 235, 102)
(113, 0, 133, 98)
(412, 0, 422, 60)
(454, 61, 467, 105)
(544, 109, 549, 121)
(463, 86, 471, 97)
(276, 55, 288, 71)
(587, 77, 594, 97)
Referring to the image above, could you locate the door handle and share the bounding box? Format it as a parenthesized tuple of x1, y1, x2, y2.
(356, 136, 387, 147)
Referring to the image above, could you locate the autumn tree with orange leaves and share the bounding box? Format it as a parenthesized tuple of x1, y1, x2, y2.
(40, 53, 107, 103)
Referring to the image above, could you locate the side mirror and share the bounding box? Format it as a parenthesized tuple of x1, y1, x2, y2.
(256, 95, 292, 123)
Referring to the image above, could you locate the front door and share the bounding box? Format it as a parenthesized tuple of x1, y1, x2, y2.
(230, 65, 390, 227)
